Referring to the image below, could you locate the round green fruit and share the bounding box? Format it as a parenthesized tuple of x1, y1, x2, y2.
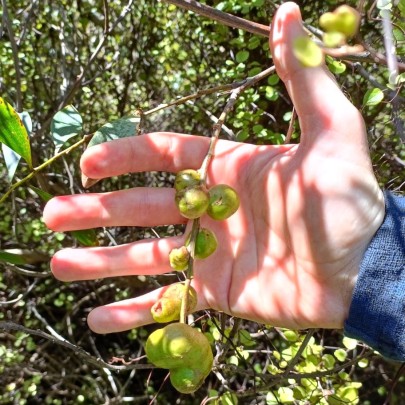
(319, 5, 360, 38)
(145, 323, 213, 371)
(169, 246, 189, 271)
(186, 228, 218, 259)
(151, 283, 197, 323)
(174, 169, 201, 192)
(207, 184, 240, 220)
(170, 367, 207, 394)
(175, 186, 209, 219)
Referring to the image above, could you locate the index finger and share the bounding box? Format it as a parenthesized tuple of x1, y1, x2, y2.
(81, 132, 210, 180)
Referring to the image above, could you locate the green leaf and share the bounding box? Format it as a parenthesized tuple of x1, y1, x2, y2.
(267, 74, 280, 85)
(283, 329, 299, 342)
(220, 392, 238, 405)
(293, 37, 323, 67)
(71, 229, 99, 247)
(328, 60, 346, 74)
(238, 329, 256, 346)
(51, 105, 83, 154)
(343, 337, 358, 350)
(236, 129, 249, 142)
(87, 116, 140, 149)
(1, 111, 33, 181)
(266, 391, 279, 405)
(235, 50, 249, 63)
(29, 185, 53, 202)
(2, 144, 21, 182)
(334, 348, 348, 362)
(278, 387, 294, 403)
(363, 88, 384, 107)
(322, 353, 336, 369)
(377, 0, 392, 10)
(0, 97, 32, 169)
(247, 36, 261, 50)
(0, 250, 28, 265)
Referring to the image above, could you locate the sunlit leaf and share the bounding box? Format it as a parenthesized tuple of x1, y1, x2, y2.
(377, 0, 392, 10)
(86, 115, 140, 149)
(0, 250, 27, 265)
(278, 387, 294, 403)
(363, 88, 384, 107)
(0, 97, 32, 168)
(2, 111, 33, 181)
(328, 60, 346, 74)
(2, 144, 21, 182)
(293, 37, 323, 67)
(70, 229, 99, 247)
(51, 105, 83, 154)
(266, 391, 279, 405)
(220, 392, 238, 405)
(343, 337, 358, 350)
(283, 329, 299, 342)
(29, 185, 53, 202)
(334, 348, 348, 362)
(19, 111, 33, 134)
(235, 50, 249, 63)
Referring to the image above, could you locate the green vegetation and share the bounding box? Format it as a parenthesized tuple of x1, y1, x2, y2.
(0, 0, 404, 403)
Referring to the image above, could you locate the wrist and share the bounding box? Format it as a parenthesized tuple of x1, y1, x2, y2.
(344, 191, 405, 361)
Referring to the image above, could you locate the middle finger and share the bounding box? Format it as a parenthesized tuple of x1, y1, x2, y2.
(43, 187, 185, 232)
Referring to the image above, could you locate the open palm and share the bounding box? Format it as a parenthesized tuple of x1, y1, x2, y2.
(44, 2, 384, 334)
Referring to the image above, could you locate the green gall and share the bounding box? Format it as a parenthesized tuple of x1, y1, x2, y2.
(169, 246, 189, 271)
(145, 323, 213, 393)
(151, 283, 197, 323)
(175, 185, 209, 219)
(174, 169, 201, 192)
(207, 184, 240, 221)
(319, 5, 360, 38)
(186, 228, 218, 259)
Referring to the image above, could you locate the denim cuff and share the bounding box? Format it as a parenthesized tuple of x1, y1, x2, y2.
(344, 191, 405, 362)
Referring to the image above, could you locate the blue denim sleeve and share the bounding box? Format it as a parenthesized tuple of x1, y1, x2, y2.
(344, 191, 405, 362)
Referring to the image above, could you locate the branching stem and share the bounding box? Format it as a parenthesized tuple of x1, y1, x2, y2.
(0, 134, 92, 204)
(200, 65, 276, 182)
(180, 65, 275, 324)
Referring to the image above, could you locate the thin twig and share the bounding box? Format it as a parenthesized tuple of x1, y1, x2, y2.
(215, 318, 242, 364)
(163, 0, 402, 67)
(179, 218, 200, 324)
(0, 321, 153, 371)
(143, 79, 248, 117)
(282, 329, 315, 376)
(0, 134, 92, 203)
(162, 0, 269, 37)
(284, 107, 296, 144)
(1, 0, 23, 111)
(0, 279, 38, 306)
(57, 0, 135, 110)
(200, 65, 276, 181)
(381, 10, 404, 142)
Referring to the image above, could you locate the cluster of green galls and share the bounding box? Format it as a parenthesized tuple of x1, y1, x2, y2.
(145, 169, 240, 394)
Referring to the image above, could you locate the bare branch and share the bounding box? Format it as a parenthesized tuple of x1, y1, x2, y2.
(1, 0, 23, 111)
(162, 0, 269, 37)
(163, 0, 405, 70)
(0, 321, 153, 371)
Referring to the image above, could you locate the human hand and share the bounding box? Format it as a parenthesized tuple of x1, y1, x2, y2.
(43, 2, 385, 333)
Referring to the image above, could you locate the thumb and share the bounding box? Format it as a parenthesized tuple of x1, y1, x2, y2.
(270, 2, 365, 146)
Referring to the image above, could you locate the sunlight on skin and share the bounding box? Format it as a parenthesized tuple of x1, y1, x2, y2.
(43, 2, 385, 334)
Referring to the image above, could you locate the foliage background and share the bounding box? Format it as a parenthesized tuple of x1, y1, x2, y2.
(0, 0, 404, 403)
